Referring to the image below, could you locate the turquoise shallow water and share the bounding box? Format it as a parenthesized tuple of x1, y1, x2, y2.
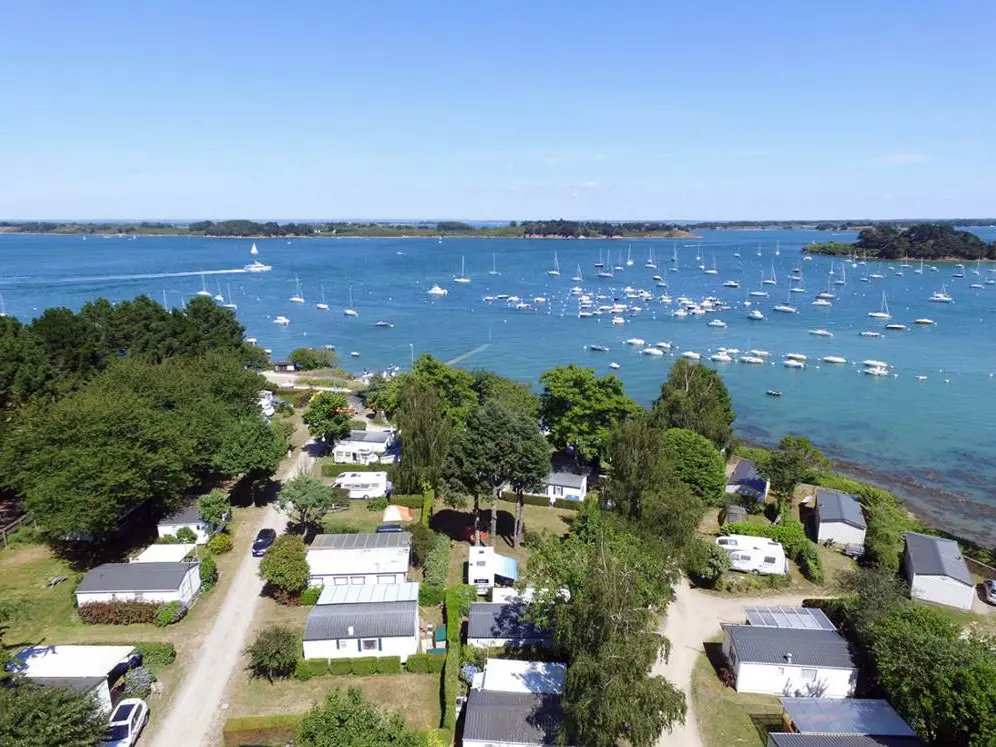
(2, 229, 995, 540)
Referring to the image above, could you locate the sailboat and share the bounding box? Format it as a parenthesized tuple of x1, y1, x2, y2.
(344, 286, 358, 316)
(626, 245, 634, 267)
(833, 264, 846, 286)
(613, 252, 624, 272)
(316, 284, 329, 311)
(548, 252, 561, 277)
(749, 270, 769, 297)
(756, 243, 762, 257)
(594, 249, 605, 269)
(222, 284, 238, 310)
(762, 262, 777, 285)
(0, 292, 6, 317)
(572, 265, 584, 282)
(289, 275, 305, 303)
(775, 241, 780, 257)
(646, 247, 657, 269)
(489, 253, 501, 276)
(704, 254, 719, 275)
(914, 258, 924, 275)
(197, 272, 213, 297)
(250, 243, 259, 256)
(672, 244, 678, 263)
(867, 292, 891, 319)
(772, 286, 797, 313)
(454, 256, 471, 284)
(213, 280, 225, 302)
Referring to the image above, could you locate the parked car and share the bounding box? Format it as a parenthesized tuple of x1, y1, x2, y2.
(376, 523, 404, 533)
(100, 698, 148, 747)
(983, 579, 996, 606)
(252, 528, 277, 557)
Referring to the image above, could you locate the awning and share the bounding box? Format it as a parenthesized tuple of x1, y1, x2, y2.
(494, 554, 519, 582)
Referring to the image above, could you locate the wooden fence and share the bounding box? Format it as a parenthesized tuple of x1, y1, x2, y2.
(0, 514, 34, 549)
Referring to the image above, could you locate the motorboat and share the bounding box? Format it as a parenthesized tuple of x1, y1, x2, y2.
(710, 352, 733, 363)
(588, 344, 609, 352)
(350, 351, 360, 358)
(641, 347, 665, 357)
(811, 298, 832, 307)
(771, 304, 797, 313)
(766, 390, 782, 397)
(707, 319, 727, 328)
(785, 353, 808, 361)
(244, 260, 272, 272)
(273, 315, 290, 326)
(859, 331, 883, 337)
(809, 329, 833, 337)
(747, 309, 765, 321)
(609, 362, 621, 369)
(863, 359, 889, 368)
(625, 338, 646, 346)
(723, 280, 740, 288)
(748, 349, 771, 358)
(783, 359, 806, 369)
(740, 355, 765, 364)
(748, 290, 768, 298)
(427, 285, 448, 296)
(914, 318, 936, 325)
(823, 356, 847, 364)
(655, 342, 673, 351)
(682, 351, 701, 360)
(863, 366, 890, 376)
(885, 323, 906, 331)
(612, 316, 625, 325)
(374, 321, 393, 328)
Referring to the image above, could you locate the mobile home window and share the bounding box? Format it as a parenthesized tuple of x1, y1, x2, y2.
(350, 576, 364, 585)
(801, 669, 817, 682)
(361, 639, 378, 651)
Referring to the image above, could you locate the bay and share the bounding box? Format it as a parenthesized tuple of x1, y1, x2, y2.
(2, 229, 995, 541)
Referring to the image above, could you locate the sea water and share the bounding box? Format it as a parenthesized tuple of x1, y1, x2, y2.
(2, 229, 995, 540)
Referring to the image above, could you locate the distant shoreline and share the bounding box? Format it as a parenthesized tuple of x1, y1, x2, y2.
(0, 228, 700, 241)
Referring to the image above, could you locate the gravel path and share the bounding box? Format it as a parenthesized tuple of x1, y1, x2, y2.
(654, 579, 812, 747)
(147, 445, 315, 747)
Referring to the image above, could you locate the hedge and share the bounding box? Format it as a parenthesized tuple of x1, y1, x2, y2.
(423, 534, 452, 588)
(329, 658, 352, 675)
(552, 498, 583, 511)
(78, 600, 159, 625)
(299, 656, 404, 676)
(722, 512, 825, 584)
(421, 491, 435, 525)
(320, 462, 392, 478)
(496, 491, 583, 512)
(299, 586, 322, 605)
(419, 584, 445, 607)
(405, 652, 446, 674)
(222, 715, 304, 747)
(294, 658, 330, 680)
(389, 494, 425, 509)
(153, 601, 187, 627)
(134, 642, 176, 672)
(442, 649, 460, 731)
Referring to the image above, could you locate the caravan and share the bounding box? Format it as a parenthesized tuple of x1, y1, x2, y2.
(333, 471, 391, 499)
(716, 534, 788, 575)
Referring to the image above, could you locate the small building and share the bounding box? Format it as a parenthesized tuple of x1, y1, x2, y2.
(722, 623, 858, 698)
(777, 697, 921, 743)
(157, 504, 213, 545)
(11, 645, 136, 714)
(302, 582, 419, 662)
(272, 360, 296, 372)
(306, 532, 411, 587)
(726, 459, 770, 502)
(75, 562, 201, 606)
(538, 470, 588, 502)
(131, 544, 196, 564)
(469, 545, 519, 595)
(464, 659, 571, 747)
(721, 504, 748, 525)
(904, 531, 974, 611)
(332, 429, 397, 465)
(813, 489, 867, 548)
(768, 736, 924, 747)
(466, 602, 552, 649)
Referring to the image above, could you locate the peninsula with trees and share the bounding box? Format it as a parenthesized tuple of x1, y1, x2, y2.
(805, 223, 996, 261)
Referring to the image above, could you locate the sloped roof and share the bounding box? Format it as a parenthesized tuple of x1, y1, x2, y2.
(132, 544, 196, 564)
(816, 489, 867, 530)
(76, 563, 195, 594)
(768, 736, 924, 747)
(904, 532, 972, 586)
(463, 690, 564, 745)
(158, 504, 203, 526)
(340, 430, 392, 444)
(745, 606, 836, 631)
(310, 532, 411, 550)
(303, 601, 417, 641)
(728, 459, 768, 492)
(724, 625, 856, 669)
(780, 698, 916, 736)
(467, 602, 552, 642)
(545, 471, 586, 489)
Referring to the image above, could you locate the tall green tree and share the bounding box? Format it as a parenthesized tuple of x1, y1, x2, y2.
(470, 369, 539, 418)
(214, 415, 288, 490)
(392, 378, 450, 494)
(538, 364, 640, 464)
(289, 347, 338, 371)
(302, 392, 352, 445)
(410, 354, 476, 425)
(762, 434, 829, 506)
(297, 687, 424, 747)
(506, 414, 551, 547)
(662, 428, 726, 506)
(0, 682, 108, 747)
(277, 474, 339, 533)
(652, 359, 736, 450)
(259, 535, 310, 594)
(197, 488, 230, 533)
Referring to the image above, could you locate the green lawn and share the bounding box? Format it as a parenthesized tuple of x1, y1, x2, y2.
(320, 500, 403, 534)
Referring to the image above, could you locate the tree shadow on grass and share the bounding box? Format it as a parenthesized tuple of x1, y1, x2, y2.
(429, 508, 515, 547)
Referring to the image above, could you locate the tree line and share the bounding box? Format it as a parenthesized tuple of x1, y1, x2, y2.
(807, 223, 996, 260)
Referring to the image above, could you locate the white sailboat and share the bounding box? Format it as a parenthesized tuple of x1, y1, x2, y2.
(704, 254, 719, 275)
(289, 275, 305, 304)
(833, 264, 847, 286)
(250, 242, 259, 256)
(772, 286, 797, 313)
(867, 291, 891, 319)
(646, 247, 657, 269)
(197, 272, 213, 297)
(343, 286, 358, 317)
(489, 253, 501, 276)
(929, 285, 953, 303)
(613, 251, 624, 272)
(595, 249, 605, 268)
(454, 256, 471, 284)
(775, 241, 780, 257)
(548, 252, 561, 277)
(672, 244, 678, 263)
(626, 245, 634, 267)
(316, 284, 329, 311)
(572, 265, 584, 282)
(762, 262, 776, 285)
(222, 284, 238, 311)
(0, 292, 7, 317)
(749, 270, 769, 297)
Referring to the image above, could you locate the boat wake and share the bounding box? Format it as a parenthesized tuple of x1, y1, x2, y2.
(32, 268, 250, 286)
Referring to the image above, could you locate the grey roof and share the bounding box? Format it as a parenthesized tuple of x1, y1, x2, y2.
(780, 698, 916, 736)
(467, 602, 552, 642)
(303, 601, 416, 641)
(768, 736, 924, 747)
(728, 459, 768, 493)
(344, 429, 392, 444)
(158, 504, 203, 526)
(310, 532, 411, 550)
(904, 532, 972, 586)
(724, 625, 856, 669)
(545, 471, 586, 489)
(463, 690, 563, 745)
(76, 563, 195, 594)
(29, 676, 106, 693)
(745, 606, 837, 631)
(816, 489, 867, 530)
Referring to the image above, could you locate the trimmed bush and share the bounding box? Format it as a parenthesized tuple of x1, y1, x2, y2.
(423, 533, 451, 588)
(78, 600, 158, 625)
(405, 653, 430, 673)
(321, 520, 360, 535)
(329, 659, 352, 675)
(154, 601, 187, 627)
(207, 533, 233, 554)
(299, 586, 322, 605)
(498, 491, 551, 508)
(320, 462, 387, 478)
(419, 584, 445, 607)
(421, 491, 435, 526)
(552, 498, 583, 511)
(376, 656, 402, 674)
(389, 494, 425, 509)
(134, 642, 176, 670)
(175, 527, 198, 543)
(442, 650, 460, 730)
(222, 715, 303, 747)
(365, 497, 389, 512)
(200, 554, 218, 591)
(294, 658, 330, 680)
(350, 656, 379, 675)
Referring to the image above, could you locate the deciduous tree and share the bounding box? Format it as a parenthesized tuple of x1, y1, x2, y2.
(289, 347, 338, 371)
(392, 378, 450, 495)
(259, 535, 310, 595)
(198, 488, 230, 533)
(0, 681, 107, 747)
(297, 687, 424, 747)
(652, 359, 736, 450)
(662, 428, 726, 506)
(214, 415, 288, 489)
(245, 625, 298, 681)
(277, 475, 338, 533)
(302, 392, 352, 446)
(762, 435, 829, 506)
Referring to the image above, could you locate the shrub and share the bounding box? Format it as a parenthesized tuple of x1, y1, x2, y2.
(155, 534, 180, 545)
(260, 535, 309, 596)
(423, 533, 451, 588)
(421, 491, 435, 526)
(442, 650, 460, 730)
(299, 586, 322, 605)
(388, 494, 425, 509)
(498, 490, 551, 508)
(329, 659, 352, 675)
(376, 656, 402, 674)
(682, 538, 731, 587)
(365, 497, 389, 512)
(552, 498, 583, 511)
(207, 532, 233, 554)
(78, 600, 158, 625)
(345, 656, 375, 675)
(124, 666, 154, 698)
(419, 584, 445, 607)
(320, 520, 360, 535)
(134, 642, 176, 670)
(200, 554, 218, 591)
(294, 658, 330, 680)
(246, 625, 298, 681)
(175, 527, 198, 543)
(405, 653, 430, 673)
(450, 584, 476, 618)
(154, 601, 187, 627)
(410, 523, 436, 567)
(4, 525, 41, 547)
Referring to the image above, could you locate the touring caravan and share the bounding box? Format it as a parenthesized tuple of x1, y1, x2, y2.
(716, 534, 788, 575)
(333, 471, 391, 499)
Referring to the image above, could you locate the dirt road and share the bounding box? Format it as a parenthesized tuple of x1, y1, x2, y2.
(654, 580, 812, 747)
(147, 445, 315, 747)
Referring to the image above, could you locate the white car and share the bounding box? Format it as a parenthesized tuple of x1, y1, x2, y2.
(101, 698, 149, 747)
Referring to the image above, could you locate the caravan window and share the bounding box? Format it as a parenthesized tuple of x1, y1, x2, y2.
(763, 556, 776, 565)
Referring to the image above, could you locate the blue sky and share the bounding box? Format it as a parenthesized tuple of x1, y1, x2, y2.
(1, 1, 994, 221)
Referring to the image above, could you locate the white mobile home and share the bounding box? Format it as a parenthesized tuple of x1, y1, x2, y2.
(813, 489, 867, 548)
(302, 582, 419, 662)
(716, 535, 788, 575)
(332, 430, 396, 465)
(466, 602, 552, 649)
(75, 562, 201, 606)
(904, 531, 974, 611)
(306, 532, 411, 587)
(157, 504, 213, 544)
(538, 470, 588, 502)
(722, 624, 857, 698)
(333, 471, 390, 499)
(12, 645, 136, 714)
(469, 545, 520, 595)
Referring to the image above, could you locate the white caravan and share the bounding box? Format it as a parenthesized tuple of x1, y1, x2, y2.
(333, 471, 390, 499)
(716, 534, 788, 575)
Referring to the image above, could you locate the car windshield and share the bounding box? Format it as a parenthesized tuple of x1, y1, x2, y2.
(104, 724, 130, 741)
